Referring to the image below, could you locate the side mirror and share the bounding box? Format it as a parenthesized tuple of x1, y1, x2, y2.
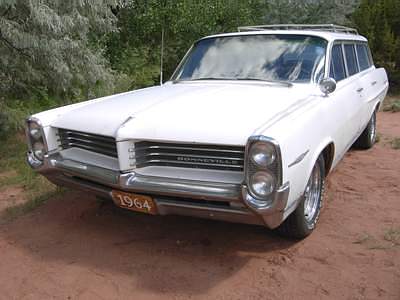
(319, 78, 337, 95)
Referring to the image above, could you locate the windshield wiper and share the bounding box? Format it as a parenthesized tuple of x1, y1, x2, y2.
(234, 78, 293, 87)
(173, 77, 227, 82)
(173, 77, 292, 87)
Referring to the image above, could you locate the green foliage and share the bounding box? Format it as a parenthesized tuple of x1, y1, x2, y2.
(0, 93, 67, 137)
(0, 134, 61, 222)
(383, 97, 400, 112)
(0, 0, 118, 100)
(391, 137, 400, 150)
(106, 0, 265, 89)
(352, 0, 400, 91)
(264, 0, 358, 25)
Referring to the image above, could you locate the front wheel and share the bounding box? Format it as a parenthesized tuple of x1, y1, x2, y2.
(354, 111, 377, 149)
(277, 155, 325, 239)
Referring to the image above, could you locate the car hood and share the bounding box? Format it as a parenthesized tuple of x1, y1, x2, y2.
(52, 82, 313, 145)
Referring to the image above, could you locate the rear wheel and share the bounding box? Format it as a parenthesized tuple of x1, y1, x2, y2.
(354, 111, 377, 149)
(277, 155, 325, 239)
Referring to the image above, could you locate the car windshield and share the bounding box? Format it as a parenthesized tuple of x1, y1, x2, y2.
(172, 34, 327, 83)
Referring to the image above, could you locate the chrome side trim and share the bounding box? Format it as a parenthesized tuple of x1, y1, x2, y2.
(288, 150, 310, 168)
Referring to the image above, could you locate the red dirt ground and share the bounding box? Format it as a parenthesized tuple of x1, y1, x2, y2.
(0, 112, 399, 299)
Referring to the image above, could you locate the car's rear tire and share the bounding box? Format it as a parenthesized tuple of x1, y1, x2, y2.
(354, 111, 377, 149)
(276, 155, 325, 239)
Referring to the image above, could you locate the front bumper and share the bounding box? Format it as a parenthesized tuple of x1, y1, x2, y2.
(27, 151, 290, 228)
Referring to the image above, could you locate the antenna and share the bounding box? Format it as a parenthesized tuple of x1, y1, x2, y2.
(160, 27, 165, 85)
(160, 0, 167, 86)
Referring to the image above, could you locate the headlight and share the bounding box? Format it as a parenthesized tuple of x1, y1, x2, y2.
(244, 136, 282, 203)
(29, 122, 42, 140)
(249, 171, 276, 198)
(26, 119, 47, 162)
(250, 142, 276, 167)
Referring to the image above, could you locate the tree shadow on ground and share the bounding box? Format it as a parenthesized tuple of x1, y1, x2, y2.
(1, 190, 297, 295)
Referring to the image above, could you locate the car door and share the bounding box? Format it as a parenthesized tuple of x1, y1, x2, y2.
(355, 43, 379, 130)
(327, 42, 364, 156)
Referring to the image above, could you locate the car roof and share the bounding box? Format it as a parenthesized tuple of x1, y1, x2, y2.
(201, 30, 368, 43)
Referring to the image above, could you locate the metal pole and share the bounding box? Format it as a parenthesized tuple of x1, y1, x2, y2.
(160, 27, 164, 85)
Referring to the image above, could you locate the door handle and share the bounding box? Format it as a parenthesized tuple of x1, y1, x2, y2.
(371, 81, 377, 86)
(356, 88, 364, 93)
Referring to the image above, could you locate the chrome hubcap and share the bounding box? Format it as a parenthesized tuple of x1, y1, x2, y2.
(304, 163, 322, 223)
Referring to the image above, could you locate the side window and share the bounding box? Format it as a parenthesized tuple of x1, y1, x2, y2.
(329, 44, 346, 81)
(344, 44, 359, 76)
(356, 44, 371, 71)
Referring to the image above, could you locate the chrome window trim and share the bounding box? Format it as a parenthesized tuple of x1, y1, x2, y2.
(328, 42, 347, 82)
(328, 40, 373, 82)
(171, 33, 329, 85)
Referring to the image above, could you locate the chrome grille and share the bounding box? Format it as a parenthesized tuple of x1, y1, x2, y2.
(134, 141, 245, 171)
(58, 129, 118, 158)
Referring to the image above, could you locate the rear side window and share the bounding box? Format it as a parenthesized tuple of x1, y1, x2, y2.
(356, 44, 371, 71)
(344, 44, 359, 76)
(330, 44, 346, 81)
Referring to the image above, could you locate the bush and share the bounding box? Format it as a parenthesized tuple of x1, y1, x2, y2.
(0, 93, 68, 137)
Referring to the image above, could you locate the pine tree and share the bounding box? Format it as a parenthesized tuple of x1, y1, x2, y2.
(352, 0, 400, 90)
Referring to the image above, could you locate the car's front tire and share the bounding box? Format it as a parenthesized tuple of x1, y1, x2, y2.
(277, 155, 325, 239)
(354, 111, 377, 149)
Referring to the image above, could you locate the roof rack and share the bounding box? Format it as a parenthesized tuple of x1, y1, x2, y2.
(238, 24, 359, 35)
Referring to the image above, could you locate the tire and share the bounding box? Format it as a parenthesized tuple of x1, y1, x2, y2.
(277, 155, 325, 239)
(354, 111, 377, 149)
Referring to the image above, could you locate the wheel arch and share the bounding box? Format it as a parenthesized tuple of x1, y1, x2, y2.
(307, 139, 335, 179)
(321, 142, 335, 176)
(375, 101, 382, 112)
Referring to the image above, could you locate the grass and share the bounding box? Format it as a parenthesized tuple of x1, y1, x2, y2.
(391, 138, 400, 150)
(383, 95, 400, 112)
(384, 227, 400, 246)
(375, 132, 381, 143)
(0, 134, 59, 221)
(353, 228, 400, 250)
(2, 189, 64, 223)
(353, 232, 372, 244)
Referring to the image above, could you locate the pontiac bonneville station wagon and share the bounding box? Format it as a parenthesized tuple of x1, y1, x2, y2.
(26, 24, 388, 238)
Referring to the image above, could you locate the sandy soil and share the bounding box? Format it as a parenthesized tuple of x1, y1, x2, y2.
(0, 112, 399, 299)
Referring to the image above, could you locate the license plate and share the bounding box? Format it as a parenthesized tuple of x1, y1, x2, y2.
(111, 190, 157, 215)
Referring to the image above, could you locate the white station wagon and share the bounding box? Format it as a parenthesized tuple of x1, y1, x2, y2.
(26, 24, 388, 238)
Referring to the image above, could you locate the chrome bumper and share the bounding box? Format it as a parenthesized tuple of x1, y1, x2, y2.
(27, 151, 290, 228)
